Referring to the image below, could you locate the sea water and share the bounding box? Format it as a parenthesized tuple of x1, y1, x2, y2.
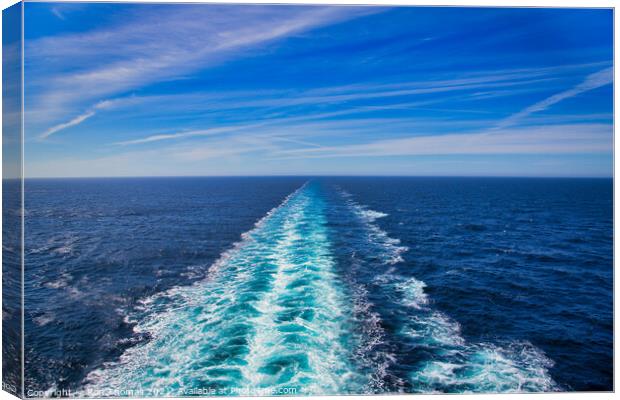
(20, 177, 612, 394)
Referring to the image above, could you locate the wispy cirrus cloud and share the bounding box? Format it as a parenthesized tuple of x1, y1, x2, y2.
(112, 125, 265, 146)
(36, 68, 549, 139)
(38, 96, 148, 139)
(39, 110, 96, 140)
(24, 121, 612, 178)
(23, 5, 612, 178)
(272, 123, 612, 159)
(497, 67, 613, 128)
(68, 67, 579, 145)
(31, 47, 610, 141)
(110, 100, 472, 147)
(27, 5, 379, 138)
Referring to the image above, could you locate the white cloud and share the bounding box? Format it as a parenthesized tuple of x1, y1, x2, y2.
(37, 98, 131, 139)
(498, 67, 613, 128)
(50, 7, 65, 20)
(27, 5, 377, 135)
(273, 124, 612, 159)
(39, 111, 96, 140)
(61, 74, 555, 144)
(25, 122, 612, 178)
(113, 125, 258, 146)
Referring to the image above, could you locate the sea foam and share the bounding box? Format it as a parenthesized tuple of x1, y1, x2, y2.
(79, 183, 559, 396)
(79, 182, 366, 396)
(338, 188, 558, 394)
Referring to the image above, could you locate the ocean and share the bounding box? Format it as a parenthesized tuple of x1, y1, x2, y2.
(20, 177, 612, 395)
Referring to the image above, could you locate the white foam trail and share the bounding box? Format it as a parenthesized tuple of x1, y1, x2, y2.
(333, 189, 408, 392)
(336, 188, 557, 393)
(79, 182, 368, 396)
(395, 277, 429, 309)
(395, 274, 558, 392)
(338, 189, 408, 265)
(411, 342, 557, 393)
(359, 209, 389, 222)
(78, 184, 313, 396)
(348, 280, 403, 393)
(238, 192, 361, 394)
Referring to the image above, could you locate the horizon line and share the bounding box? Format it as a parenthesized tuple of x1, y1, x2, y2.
(5, 174, 613, 180)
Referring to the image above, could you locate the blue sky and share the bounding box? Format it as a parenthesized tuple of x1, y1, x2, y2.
(23, 3, 613, 177)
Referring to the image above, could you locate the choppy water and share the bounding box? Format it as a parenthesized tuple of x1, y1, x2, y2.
(20, 177, 612, 395)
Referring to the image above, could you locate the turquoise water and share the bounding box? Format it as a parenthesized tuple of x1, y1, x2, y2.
(81, 183, 367, 396)
(73, 181, 563, 395)
(22, 177, 612, 394)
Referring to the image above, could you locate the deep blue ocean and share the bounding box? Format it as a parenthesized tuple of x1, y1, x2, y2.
(21, 177, 612, 395)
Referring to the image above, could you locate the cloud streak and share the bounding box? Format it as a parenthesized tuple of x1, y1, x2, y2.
(73, 71, 564, 144)
(27, 5, 377, 134)
(113, 125, 262, 146)
(38, 98, 135, 139)
(36, 67, 553, 139)
(23, 5, 612, 178)
(498, 67, 613, 128)
(273, 124, 612, 159)
(39, 111, 95, 140)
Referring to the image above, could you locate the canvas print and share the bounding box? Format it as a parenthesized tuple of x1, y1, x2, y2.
(2, 2, 613, 398)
